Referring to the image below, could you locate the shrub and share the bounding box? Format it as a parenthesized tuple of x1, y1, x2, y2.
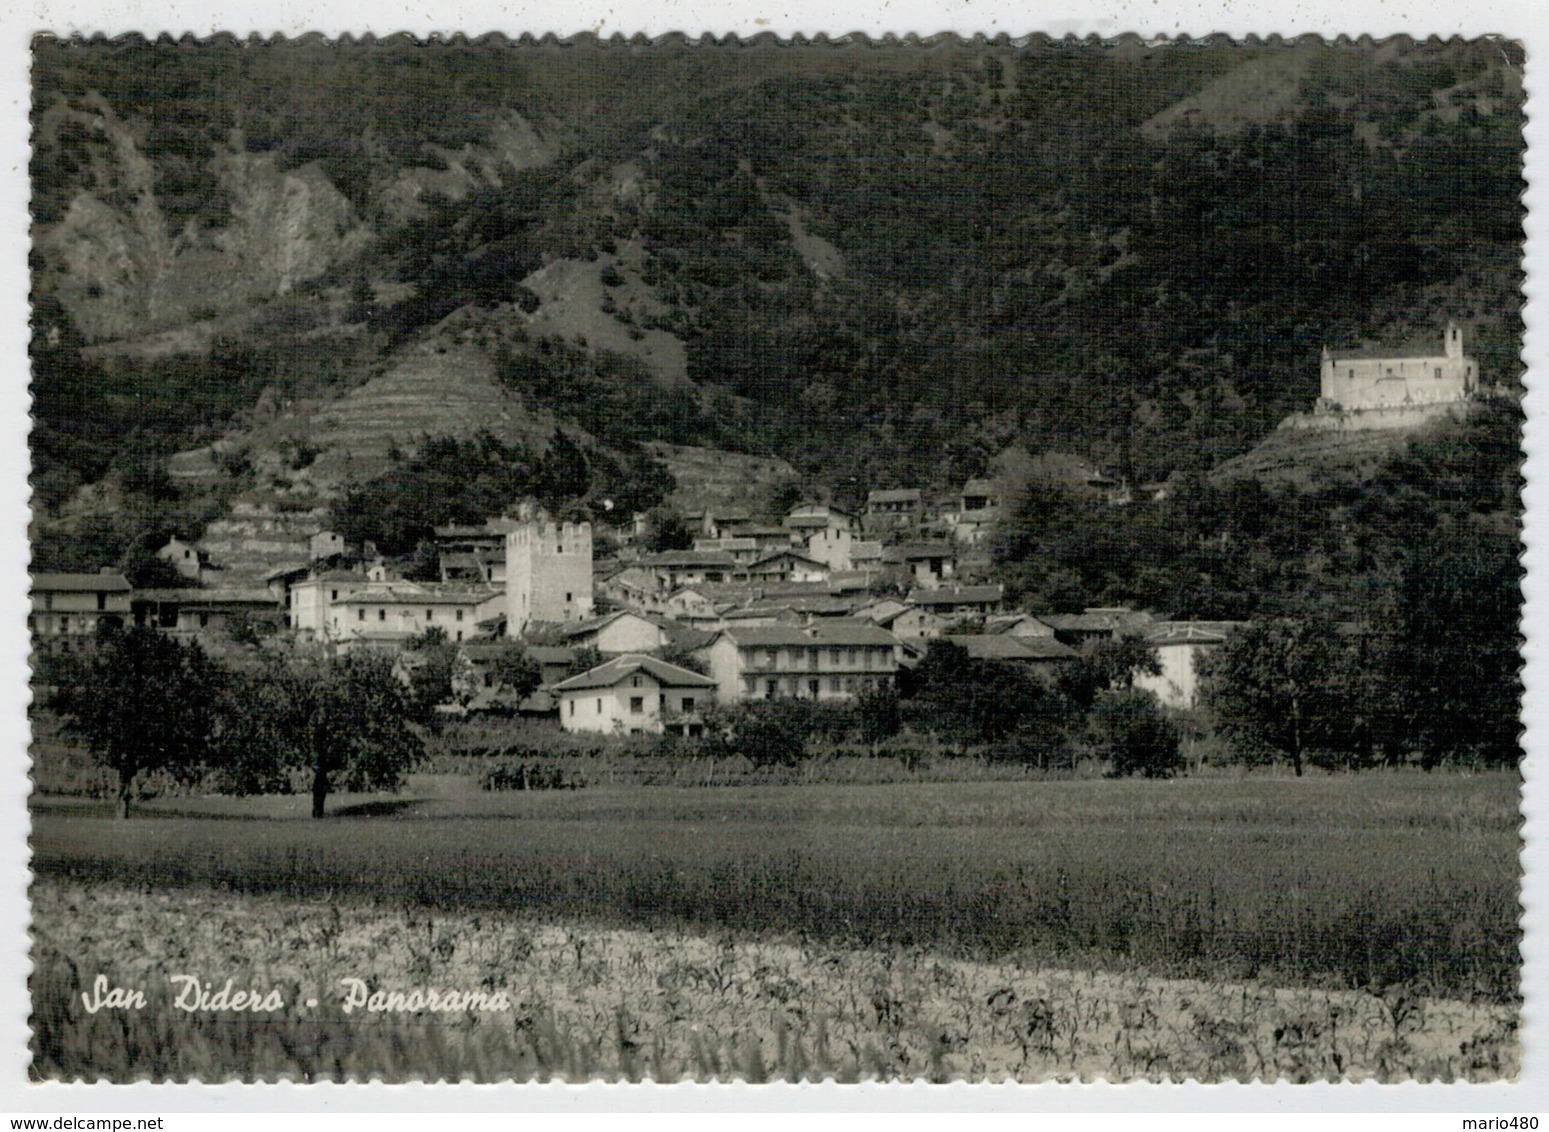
(479, 760, 586, 792)
(1090, 689, 1183, 778)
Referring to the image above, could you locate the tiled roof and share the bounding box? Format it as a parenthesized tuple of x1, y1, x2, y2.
(1143, 621, 1247, 646)
(1040, 609, 1157, 633)
(459, 641, 576, 666)
(946, 634, 1077, 660)
(300, 569, 368, 584)
(553, 611, 647, 638)
(987, 613, 1054, 635)
(699, 581, 836, 605)
(907, 584, 1004, 606)
(883, 542, 955, 562)
(553, 654, 718, 692)
(1326, 336, 1458, 363)
(718, 624, 901, 648)
(340, 584, 496, 605)
(31, 572, 130, 593)
(176, 588, 277, 605)
(643, 551, 737, 569)
(433, 519, 519, 538)
(748, 551, 827, 570)
(647, 615, 714, 650)
(730, 596, 859, 617)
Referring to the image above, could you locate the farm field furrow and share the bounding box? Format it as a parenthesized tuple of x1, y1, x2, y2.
(30, 775, 1522, 1003)
(30, 879, 1519, 1083)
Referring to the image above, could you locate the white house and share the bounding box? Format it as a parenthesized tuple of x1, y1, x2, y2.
(156, 537, 213, 582)
(328, 581, 504, 647)
(547, 610, 672, 655)
(554, 654, 718, 736)
(800, 525, 857, 571)
(1132, 621, 1247, 708)
(697, 623, 903, 704)
(287, 571, 369, 637)
(1319, 322, 1479, 413)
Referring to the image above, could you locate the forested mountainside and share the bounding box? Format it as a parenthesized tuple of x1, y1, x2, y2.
(29, 36, 1525, 584)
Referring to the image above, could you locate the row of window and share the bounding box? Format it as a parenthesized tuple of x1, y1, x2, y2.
(1348, 365, 1473, 380)
(36, 593, 112, 611)
(350, 607, 465, 622)
(568, 695, 698, 717)
(749, 646, 888, 669)
(29, 613, 112, 634)
(744, 675, 889, 697)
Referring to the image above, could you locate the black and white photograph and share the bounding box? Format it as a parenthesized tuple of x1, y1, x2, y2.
(20, 29, 1529, 1086)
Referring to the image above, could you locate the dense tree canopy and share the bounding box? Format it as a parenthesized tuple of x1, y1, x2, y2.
(51, 625, 223, 817)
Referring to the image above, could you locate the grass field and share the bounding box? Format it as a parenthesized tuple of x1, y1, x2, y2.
(32, 772, 1521, 1004)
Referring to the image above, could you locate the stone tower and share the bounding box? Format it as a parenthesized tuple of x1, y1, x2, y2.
(1446, 320, 1463, 360)
(506, 519, 594, 637)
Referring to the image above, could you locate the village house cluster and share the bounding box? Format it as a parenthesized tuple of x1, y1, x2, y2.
(29, 455, 1245, 739)
(44, 324, 1476, 736)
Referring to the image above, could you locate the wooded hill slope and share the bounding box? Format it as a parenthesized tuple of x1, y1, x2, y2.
(29, 36, 1525, 579)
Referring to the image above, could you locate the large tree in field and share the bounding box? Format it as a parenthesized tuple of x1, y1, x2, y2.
(402, 626, 459, 722)
(52, 624, 223, 817)
(903, 640, 1061, 756)
(1199, 617, 1350, 777)
(213, 651, 424, 817)
(1391, 526, 1523, 768)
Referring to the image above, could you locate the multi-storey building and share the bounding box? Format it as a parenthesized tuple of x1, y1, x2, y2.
(697, 623, 902, 703)
(29, 571, 131, 642)
(507, 518, 593, 636)
(329, 581, 503, 647)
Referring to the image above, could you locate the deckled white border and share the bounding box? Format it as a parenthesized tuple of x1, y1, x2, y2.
(0, 0, 1542, 1114)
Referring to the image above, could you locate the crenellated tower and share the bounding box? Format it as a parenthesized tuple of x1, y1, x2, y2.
(506, 519, 594, 636)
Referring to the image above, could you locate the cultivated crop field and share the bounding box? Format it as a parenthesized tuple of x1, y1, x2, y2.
(30, 772, 1521, 1081)
(32, 879, 1517, 1082)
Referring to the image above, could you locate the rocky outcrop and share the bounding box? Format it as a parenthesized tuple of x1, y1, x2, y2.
(210, 150, 369, 298)
(38, 102, 368, 341)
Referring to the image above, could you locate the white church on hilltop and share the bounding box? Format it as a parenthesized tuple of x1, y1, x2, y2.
(1317, 321, 1479, 413)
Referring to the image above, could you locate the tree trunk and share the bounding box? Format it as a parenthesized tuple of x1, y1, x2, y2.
(1290, 697, 1305, 777)
(311, 764, 330, 819)
(116, 772, 132, 820)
